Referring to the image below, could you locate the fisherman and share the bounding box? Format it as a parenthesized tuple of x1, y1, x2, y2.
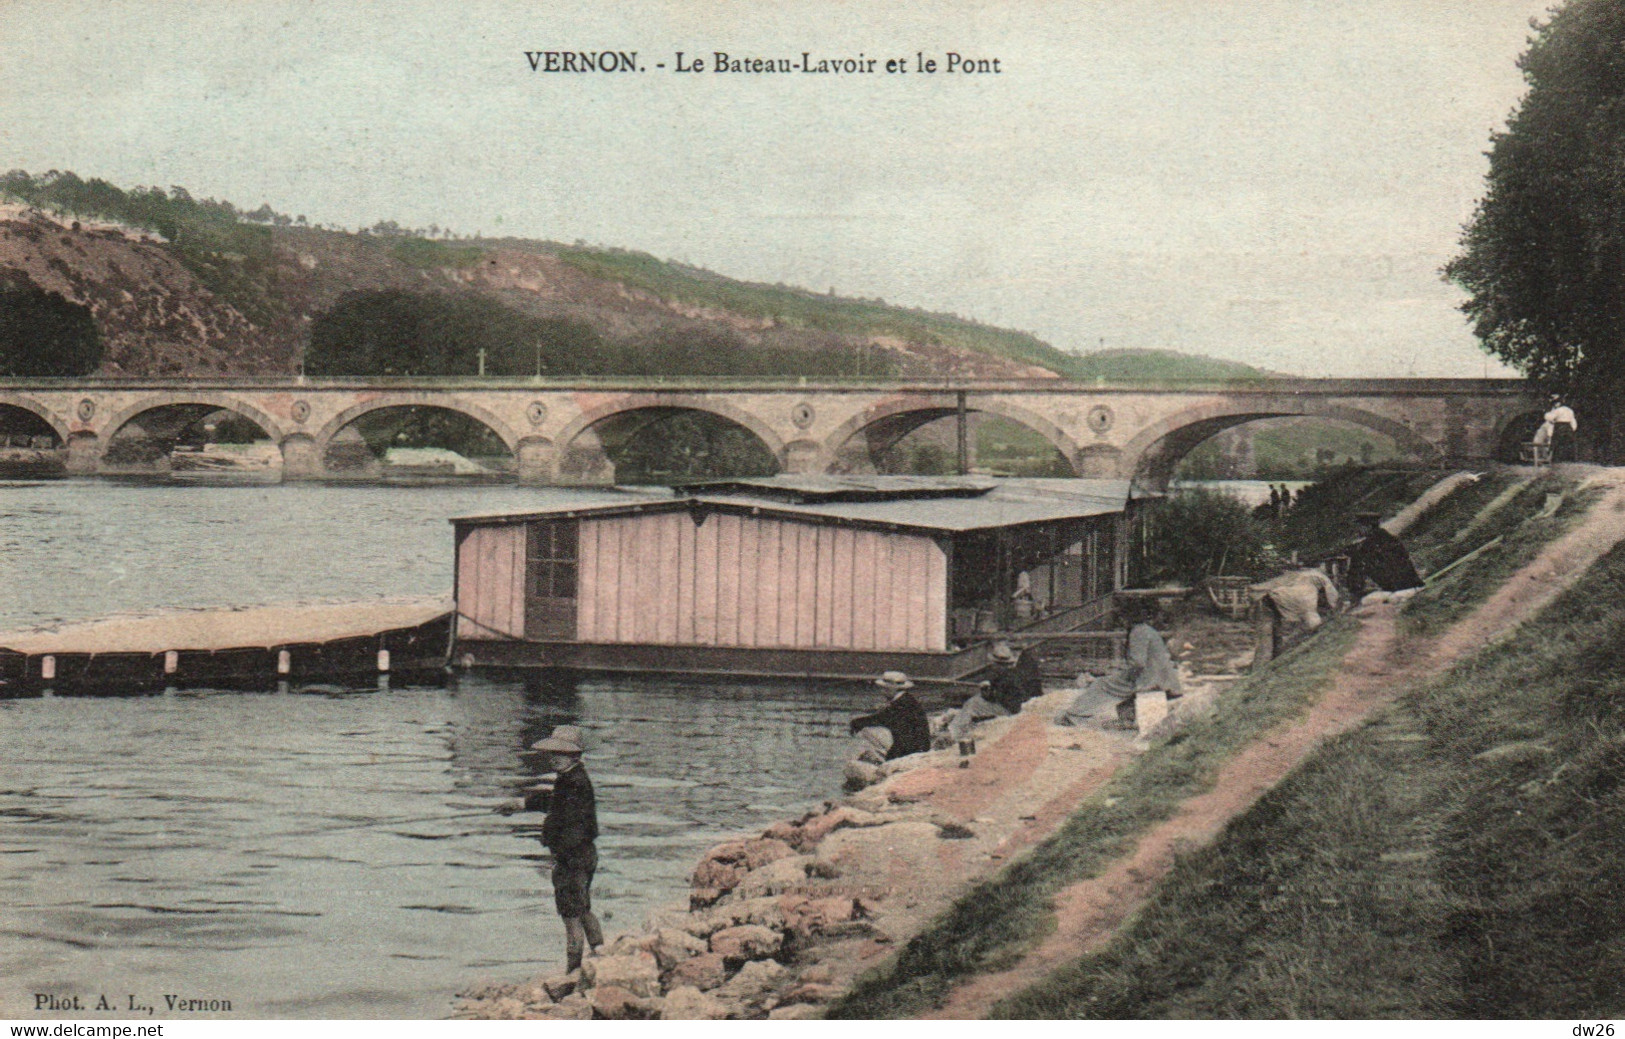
(1056, 600, 1182, 728)
(497, 724, 603, 974)
(1344, 512, 1423, 600)
(849, 671, 930, 759)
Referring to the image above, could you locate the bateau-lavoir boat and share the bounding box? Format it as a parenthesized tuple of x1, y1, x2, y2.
(448, 475, 1147, 683)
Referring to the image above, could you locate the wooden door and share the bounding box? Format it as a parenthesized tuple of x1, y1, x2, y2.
(525, 520, 578, 640)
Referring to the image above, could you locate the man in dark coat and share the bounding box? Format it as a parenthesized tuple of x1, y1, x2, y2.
(1345, 512, 1423, 594)
(499, 724, 603, 973)
(849, 671, 930, 759)
(985, 641, 1043, 715)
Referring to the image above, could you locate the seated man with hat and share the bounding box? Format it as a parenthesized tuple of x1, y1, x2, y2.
(984, 641, 1043, 715)
(498, 724, 604, 973)
(849, 671, 931, 759)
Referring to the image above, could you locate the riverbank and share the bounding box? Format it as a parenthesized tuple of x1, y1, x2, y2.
(450, 611, 1262, 1022)
(452, 681, 1148, 1020)
(986, 468, 1625, 1019)
(834, 465, 1625, 1018)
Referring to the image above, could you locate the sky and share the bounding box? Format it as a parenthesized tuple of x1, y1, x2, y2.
(0, 0, 1559, 377)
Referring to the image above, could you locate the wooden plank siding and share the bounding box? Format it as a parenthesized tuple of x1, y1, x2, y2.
(456, 525, 527, 639)
(569, 512, 947, 652)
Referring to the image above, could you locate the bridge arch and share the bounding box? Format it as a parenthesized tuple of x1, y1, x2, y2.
(313, 393, 521, 454)
(0, 393, 72, 443)
(101, 394, 287, 450)
(1492, 408, 1550, 463)
(822, 397, 1084, 475)
(558, 395, 788, 460)
(555, 395, 789, 482)
(1120, 399, 1442, 489)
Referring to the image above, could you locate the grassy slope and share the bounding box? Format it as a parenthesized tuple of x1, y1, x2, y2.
(1276, 467, 1455, 564)
(1401, 474, 1601, 638)
(827, 466, 1607, 1020)
(826, 619, 1362, 1019)
(995, 524, 1625, 1019)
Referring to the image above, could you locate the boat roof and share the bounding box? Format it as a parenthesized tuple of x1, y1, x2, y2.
(451, 476, 1138, 534)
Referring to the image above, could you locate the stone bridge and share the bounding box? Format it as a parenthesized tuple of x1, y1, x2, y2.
(0, 376, 1543, 487)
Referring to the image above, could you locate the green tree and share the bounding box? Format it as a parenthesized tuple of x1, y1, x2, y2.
(306, 290, 610, 376)
(1135, 487, 1271, 586)
(1445, 0, 1625, 459)
(0, 277, 103, 376)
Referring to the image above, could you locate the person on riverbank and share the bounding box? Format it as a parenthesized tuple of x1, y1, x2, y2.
(1250, 566, 1341, 665)
(1534, 396, 1578, 463)
(498, 724, 603, 973)
(984, 641, 1043, 714)
(1056, 601, 1182, 729)
(1344, 512, 1423, 600)
(849, 671, 930, 759)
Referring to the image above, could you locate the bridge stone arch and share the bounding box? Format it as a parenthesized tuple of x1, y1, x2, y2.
(0, 393, 72, 443)
(101, 393, 288, 450)
(554, 394, 790, 483)
(1120, 398, 1443, 490)
(821, 396, 1084, 475)
(312, 393, 522, 456)
(1492, 407, 1550, 463)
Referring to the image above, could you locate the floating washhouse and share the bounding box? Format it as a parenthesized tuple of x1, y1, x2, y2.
(449, 476, 1144, 681)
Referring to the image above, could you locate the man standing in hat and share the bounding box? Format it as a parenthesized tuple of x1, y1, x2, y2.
(1344, 512, 1423, 598)
(498, 724, 603, 974)
(848, 671, 930, 759)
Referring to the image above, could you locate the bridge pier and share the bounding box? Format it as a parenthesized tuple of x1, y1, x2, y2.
(279, 435, 323, 481)
(781, 440, 823, 475)
(515, 439, 557, 487)
(65, 433, 99, 476)
(555, 433, 616, 486)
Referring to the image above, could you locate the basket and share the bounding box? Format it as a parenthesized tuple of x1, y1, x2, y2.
(1520, 442, 1552, 466)
(1205, 576, 1255, 619)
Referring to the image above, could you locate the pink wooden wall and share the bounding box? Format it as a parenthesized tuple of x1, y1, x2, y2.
(577, 512, 948, 652)
(456, 524, 527, 639)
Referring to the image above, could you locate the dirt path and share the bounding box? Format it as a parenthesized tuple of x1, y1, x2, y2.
(927, 469, 1625, 1020)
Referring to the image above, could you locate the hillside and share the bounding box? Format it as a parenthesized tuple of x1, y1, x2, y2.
(0, 171, 1283, 384)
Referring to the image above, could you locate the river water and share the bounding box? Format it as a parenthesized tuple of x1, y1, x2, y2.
(0, 482, 871, 1018)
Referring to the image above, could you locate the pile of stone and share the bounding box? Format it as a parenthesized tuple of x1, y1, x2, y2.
(455, 803, 897, 1021)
